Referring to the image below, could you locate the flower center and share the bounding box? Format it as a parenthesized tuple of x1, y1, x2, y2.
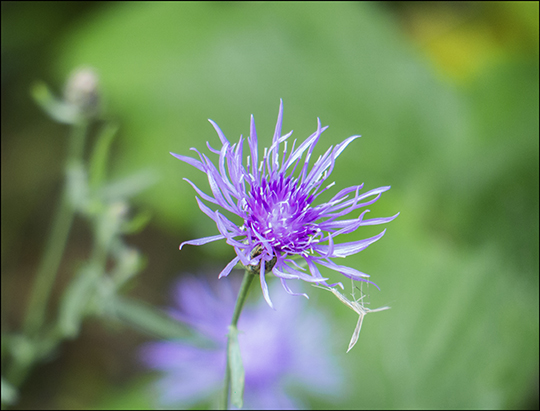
(245, 175, 320, 254)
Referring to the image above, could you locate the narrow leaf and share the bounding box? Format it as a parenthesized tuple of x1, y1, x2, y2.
(107, 296, 212, 347)
(121, 210, 152, 234)
(1, 376, 18, 405)
(31, 81, 79, 124)
(97, 169, 158, 200)
(58, 264, 100, 338)
(89, 123, 119, 189)
(228, 326, 245, 409)
(67, 162, 89, 210)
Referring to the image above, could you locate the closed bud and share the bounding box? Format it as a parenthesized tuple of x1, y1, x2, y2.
(64, 67, 100, 119)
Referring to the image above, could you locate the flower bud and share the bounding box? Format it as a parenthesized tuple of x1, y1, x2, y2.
(63, 67, 100, 119)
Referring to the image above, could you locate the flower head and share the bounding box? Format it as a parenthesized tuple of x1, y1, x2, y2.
(171, 101, 398, 307)
(140, 276, 343, 409)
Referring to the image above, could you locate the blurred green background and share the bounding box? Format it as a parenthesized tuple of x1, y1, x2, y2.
(1, 1, 538, 409)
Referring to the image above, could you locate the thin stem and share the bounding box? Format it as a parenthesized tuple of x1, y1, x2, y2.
(222, 270, 255, 410)
(23, 122, 88, 336)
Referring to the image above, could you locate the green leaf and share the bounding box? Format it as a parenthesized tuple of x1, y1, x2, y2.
(1, 376, 18, 405)
(110, 245, 144, 288)
(95, 202, 128, 251)
(97, 169, 158, 201)
(30, 81, 79, 124)
(227, 326, 245, 409)
(89, 123, 119, 189)
(106, 296, 210, 344)
(66, 162, 89, 211)
(121, 210, 152, 234)
(58, 264, 100, 338)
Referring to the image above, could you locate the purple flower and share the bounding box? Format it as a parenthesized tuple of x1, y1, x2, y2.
(140, 276, 343, 409)
(171, 101, 398, 307)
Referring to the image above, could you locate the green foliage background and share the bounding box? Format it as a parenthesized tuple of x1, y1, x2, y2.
(2, 2, 538, 409)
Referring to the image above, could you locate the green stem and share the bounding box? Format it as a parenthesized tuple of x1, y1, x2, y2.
(23, 122, 88, 336)
(222, 270, 255, 410)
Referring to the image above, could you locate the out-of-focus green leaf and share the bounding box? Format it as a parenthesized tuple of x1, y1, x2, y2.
(31, 81, 79, 124)
(227, 326, 245, 410)
(96, 170, 158, 201)
(110, 246, 144, 288)
(89, 123, 119, 189)
(66, 162, 89, 211)
(1, 376, 18, 405)
(58, 264, 100, 338)
(94, 201, 127, 251)
(106, 296, 210, 345)
(5, 335, 36, 379)
(121, 210, 152, 234)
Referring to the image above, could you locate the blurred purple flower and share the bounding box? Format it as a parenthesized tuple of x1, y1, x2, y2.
(171, 101, 398, 307)
(140, 276, 343, 409)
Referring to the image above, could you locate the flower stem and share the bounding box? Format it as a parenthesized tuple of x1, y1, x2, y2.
(23, 122, 88, 337)
(222, 270, 254, 410)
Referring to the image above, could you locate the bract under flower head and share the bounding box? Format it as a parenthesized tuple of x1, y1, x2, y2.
(171, 100, 398, 308)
